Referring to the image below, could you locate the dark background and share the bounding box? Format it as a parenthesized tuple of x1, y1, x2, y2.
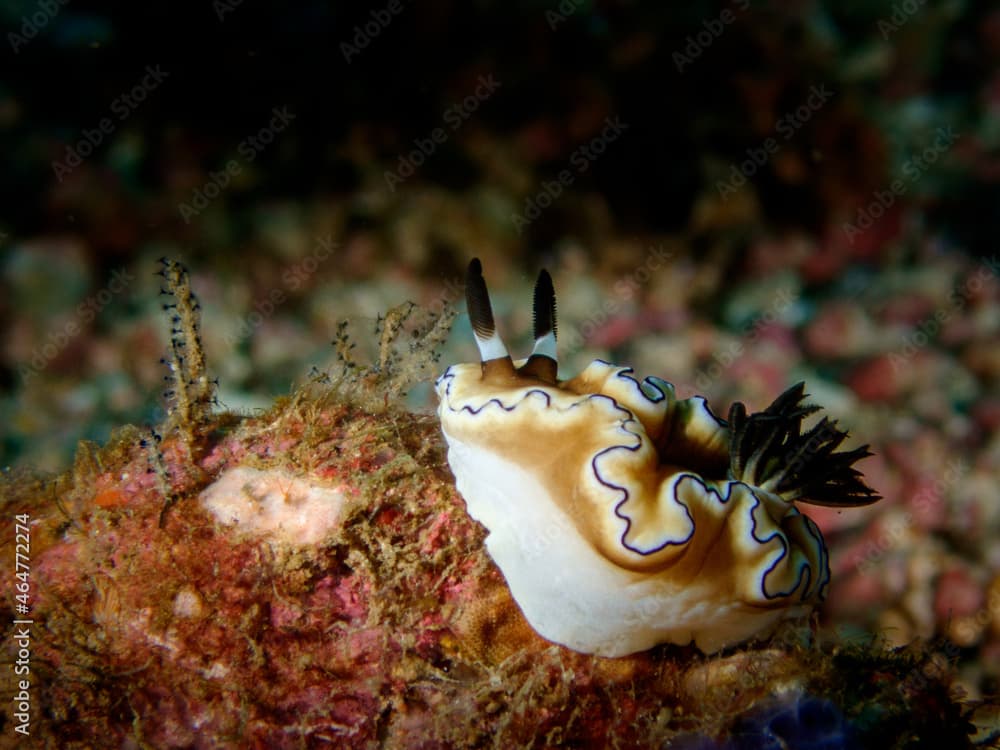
(3, 1, 997, 263)
(2, 1, 998, 472)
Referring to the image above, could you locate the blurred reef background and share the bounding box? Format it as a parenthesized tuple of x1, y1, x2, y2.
(1, 0, 999, 747)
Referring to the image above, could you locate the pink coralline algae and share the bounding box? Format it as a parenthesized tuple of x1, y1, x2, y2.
(0, 260, 988, 747)
(0, 382, 984, 748)
(199, 466, 349, 546)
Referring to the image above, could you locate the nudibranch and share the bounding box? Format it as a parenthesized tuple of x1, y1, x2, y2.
(435, 259, 880, 657)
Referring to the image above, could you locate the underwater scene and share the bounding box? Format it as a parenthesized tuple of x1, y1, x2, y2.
(1, 1, 999, 747)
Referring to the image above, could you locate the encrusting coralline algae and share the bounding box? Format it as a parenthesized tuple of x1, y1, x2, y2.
(0, 259, 986, 748)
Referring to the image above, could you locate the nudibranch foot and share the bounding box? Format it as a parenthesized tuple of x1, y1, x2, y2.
(436, 259, 880, 657)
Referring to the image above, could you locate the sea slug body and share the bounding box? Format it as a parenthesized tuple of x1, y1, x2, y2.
(435, 259, 879, 657)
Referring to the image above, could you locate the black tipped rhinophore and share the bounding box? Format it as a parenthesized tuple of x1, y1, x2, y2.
(728, 382, 881, 507)
(466, 258, 497, 341)
(533, 269, 557, 342)
(517, 267, 559, 383)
